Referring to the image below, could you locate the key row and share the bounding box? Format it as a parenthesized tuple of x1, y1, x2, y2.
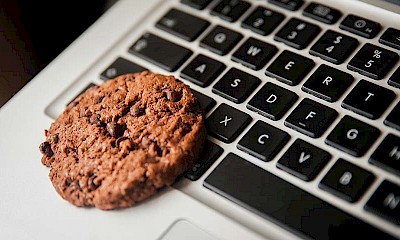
(155, 6, 400, 80)
(182, 0, 400, 51)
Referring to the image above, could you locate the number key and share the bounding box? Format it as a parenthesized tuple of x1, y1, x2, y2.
(275, 18, 321, 50)
(310, 30, 359, 64)
(348, 43, 399, 80)
(241, 6, 285, 36)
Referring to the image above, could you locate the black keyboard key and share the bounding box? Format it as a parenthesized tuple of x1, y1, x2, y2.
(100, 57, 146, 80)
(200, 25, 243, 55)
(211, 0, 251, 22)
(277, 139, 331, 181)
(204, 153, 397, 240)
(389, 66, 400, 89)
(379, 27, 400, 50)
(181, 0, 212, 10)
(325, 115, 380, 157)
(268, 0, 303, 11)
(129, 33, 192, 72)
(231, 37, 278, 70)
(370, 134, 400, 177)
(365, 180, 400, 225)
(285, 98, 338, 138)
(310, 30, 359, 64)
(348, 43, 399, 80)
(237, 120, 290, 161)
(342, 80, 396, 119)
(302, 64, 354, 102)
(180, 54, 226, 87)
(241, 6, 285, 36)
(212, 68, 260, 103)
(191, 89, 216, 113)
(206, 103, 252, 143)
(319, 158, 375, 203)
(302, 2, 342, 24)
(265, 50, 315, 86)
(247, 82, 298, 121)
(185, 140, 223, 181)
(156, 8, 210, 41)
(385, 101, 400, 131)
(340, 14, 381, 39)
(274, 18, 321, 50)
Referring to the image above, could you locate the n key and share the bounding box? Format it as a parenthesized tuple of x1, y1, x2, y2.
(342, 80, 395, 119)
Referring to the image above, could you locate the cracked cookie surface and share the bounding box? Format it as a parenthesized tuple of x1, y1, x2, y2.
(39, 71, 206, 210)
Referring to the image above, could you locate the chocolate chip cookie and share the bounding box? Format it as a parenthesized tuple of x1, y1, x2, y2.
(39, 71, 206, 210)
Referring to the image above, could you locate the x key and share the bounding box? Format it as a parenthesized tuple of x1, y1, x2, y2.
(206, 103, 252, 143)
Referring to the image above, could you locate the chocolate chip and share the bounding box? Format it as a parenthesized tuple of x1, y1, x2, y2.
(89, 114, 104, 127)
(88, 174, 99, 191)
(130, 105, 144, 117)
(106, 123, 124, 138)
(115, 136, 129, 147)
(39, 141, 54, 157)
(164, 89, 181, 102)
(93, 95, 104, 104)
(52, 134, 59, 144)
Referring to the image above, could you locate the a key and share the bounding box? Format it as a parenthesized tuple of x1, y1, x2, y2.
(180, 0, 213, 10)
(389, 66, 400, 89)
(302, 64, 354, 102)
(385, 102, 400, 131)
(365, 180, 400, 225)
(204, 153, 396, 239)
(342, 80, 396, 119)
(185, 140, 223, 181)
(100, 57, 146, 80)
(369, 133, 400, 177)
(379, 27, 400, 51)
(325, 115, 380, 157)
(129, 33, 192, 72)
(265, 50, 315, 86)
(237, 120, 290, 162)
(285, 98, 338, 138)
(347, 43, 399, 80)
(310, 30, 359, 64)
(212, 68, 260, 103)
(340, 14, 381, 39)
(268, 0, 304, 11)
(210, 0, 251, 22)
(200, 25, 243, 55)
(241, 6, 285, 36)
(190, 89, 216, 113)
(247, 82, 298, 121)
(302, 2, 342, 24)
(274, 18, 321, 50)
(156, 8, 210, 41)
(231, 37, 278, 70)
(206, 103, 252, 143)
(277, 139, 331, 181)
(180, 54, 226, 87)
(319, 158, 375, 203)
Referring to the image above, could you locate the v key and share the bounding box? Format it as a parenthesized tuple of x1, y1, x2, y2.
(277, 139, 331, 181)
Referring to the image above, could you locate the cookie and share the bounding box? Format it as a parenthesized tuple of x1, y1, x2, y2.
(39, 71, 206, 210)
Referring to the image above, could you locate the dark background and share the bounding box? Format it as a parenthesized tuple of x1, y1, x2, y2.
(0, 0, 117, 107)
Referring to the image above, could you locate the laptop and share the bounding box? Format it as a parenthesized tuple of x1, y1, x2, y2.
(1, 0, 399, 239)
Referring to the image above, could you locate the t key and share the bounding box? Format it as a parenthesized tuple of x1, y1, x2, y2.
(342, 80, 395, 119)
(348, 43, 399, 80)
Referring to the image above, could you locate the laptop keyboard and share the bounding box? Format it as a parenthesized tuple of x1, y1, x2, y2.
(46, 0, 400, 238)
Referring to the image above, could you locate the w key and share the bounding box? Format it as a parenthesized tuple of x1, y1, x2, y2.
(342, 80, 395, 119)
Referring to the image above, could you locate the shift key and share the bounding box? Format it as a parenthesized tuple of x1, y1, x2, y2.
(204, 153, 397, 239)
(129, 32, 192, 72)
